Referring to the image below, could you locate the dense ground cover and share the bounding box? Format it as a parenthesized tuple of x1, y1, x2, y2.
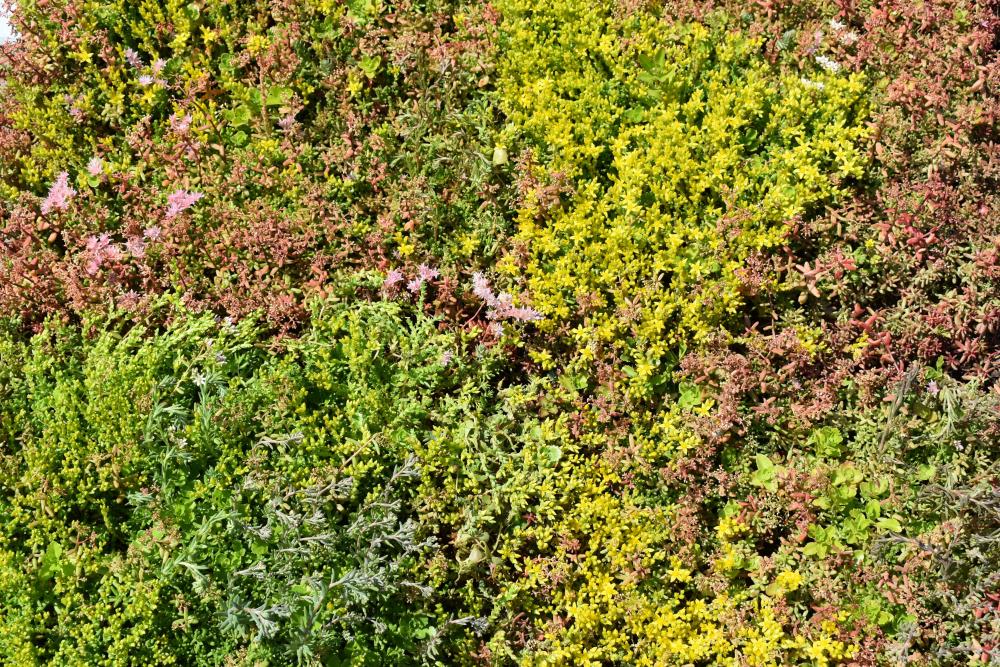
(0, 0, 998, 664)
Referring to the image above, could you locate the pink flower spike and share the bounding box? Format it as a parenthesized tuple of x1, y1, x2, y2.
(472, 272, 490, 295)
(143, 225, 162, 240)
(504, 305, 543, 322)
(118, 290, 140, 310)
(41, 172, 76, 215)
(407, 277, 424, 293)
(470, 272, 542, 322)
(83, 233, 116, 275)
(472, 272, 498, 307)
(164, 189, 204, 220)
(86, 157, 103, 177)
(85, 234, 108, 252)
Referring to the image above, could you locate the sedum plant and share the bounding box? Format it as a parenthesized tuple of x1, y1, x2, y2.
(495, 1, 869, 395)
(0, 300, 497, 665)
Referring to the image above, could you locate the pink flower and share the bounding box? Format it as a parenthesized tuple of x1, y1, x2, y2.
(124, 48, 143, 69)
(472, 272, 497, 306)
(41, 172, 75, 215)
(503, 305, 543, 322)
(383, 269, 404, 289)
(440, 350, 454, 367)
(143, 225, 162, 240)
(170, 113, 192, 134)
(84, 233, 120, 275)
(138, 74, 154, 86)
(492, 291, 541, 321)
(407, 277, 424, 293)
(164, 189, 204, 220)
(118, 290, 141, 310)
(125, 236, 146, 258)
(278, 114, 297, 131)
(151, 58, 166, 74)
(417, 264, 440, 282)
(469, 272, 542, 322)
(86, 157, 103, 177)
(85, 234, 108, 252)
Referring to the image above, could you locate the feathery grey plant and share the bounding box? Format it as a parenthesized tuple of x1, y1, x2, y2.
(207, 451, 439, 662)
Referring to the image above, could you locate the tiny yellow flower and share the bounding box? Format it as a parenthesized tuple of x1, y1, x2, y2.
(774, 570, 803, 593)
(666, 556, 692, 583)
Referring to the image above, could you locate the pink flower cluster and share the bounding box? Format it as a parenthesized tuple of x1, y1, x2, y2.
(82, 226, 163, 274)
(383, 264, 440, 294)
(170, 113, 193, 135)
(126, 49, 166, 86)
(124, 48, 143, 69)
(83, 234, 122, 275)
(41, 172, 75, 215)
(472, 272, 542, 322)
(125, 236, 146, 258)
(164, 189, 204, 220)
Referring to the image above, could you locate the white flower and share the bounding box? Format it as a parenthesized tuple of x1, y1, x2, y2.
(815, 55, 842, 73)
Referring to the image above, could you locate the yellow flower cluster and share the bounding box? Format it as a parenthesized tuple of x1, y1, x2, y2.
(443, 406, 858, 666)
(496, 0, 869, 395)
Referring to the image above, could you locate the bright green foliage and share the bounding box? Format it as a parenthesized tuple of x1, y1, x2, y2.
(0, 301, 504, 665)
(496, 1, 868, 391)
(0, 304, 873, 666)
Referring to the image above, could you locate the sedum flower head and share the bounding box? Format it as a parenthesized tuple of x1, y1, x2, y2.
(124, 47, 143, 69)
(383, 269, 404, 289)
(41, 171, 75, 214)
(164, 189, 204, 220)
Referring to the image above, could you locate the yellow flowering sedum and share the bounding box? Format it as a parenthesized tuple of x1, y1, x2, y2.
(774, 569, 805, 593)
(496, 0, 869, 393)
